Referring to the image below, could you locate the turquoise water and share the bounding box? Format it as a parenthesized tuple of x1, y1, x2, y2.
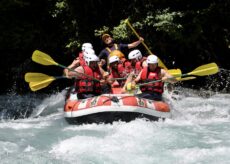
(0, 89, 230, 164)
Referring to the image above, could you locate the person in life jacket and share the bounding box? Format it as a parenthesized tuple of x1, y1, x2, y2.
(64, 43, 94, 78)
(123, 49, 147, 77)
(131, 54, 177, 101)
(104, 49, 126, 71)
(98, 33, 144, 71)
(107, 56, 127, 88)
(67, 52, 108, 99)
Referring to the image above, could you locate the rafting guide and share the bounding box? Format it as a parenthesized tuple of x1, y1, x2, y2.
(99, 33, 144, 70)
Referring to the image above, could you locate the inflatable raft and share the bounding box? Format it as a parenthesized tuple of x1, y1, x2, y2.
(64, 89, 171, 125)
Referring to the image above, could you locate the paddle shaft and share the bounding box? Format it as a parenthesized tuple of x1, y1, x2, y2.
(125, 19, 168, 69)
(51, 76, 81, 80)
(126, 20, 152, 55)
(59, 63, 100, 82)
(32, 50, 100, 82)
(137, 73, 196, 87)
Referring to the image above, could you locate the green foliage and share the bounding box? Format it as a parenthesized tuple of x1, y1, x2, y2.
(65, 40, 81, 49)
(48, 0, 80, 50)
(141, 9, 184, 39)
(94, 26, 110, 38)
(153, 9, 183, 32)
(94, 20, 129, 41)
(111, 20, 129, 41)
(50, 0, 68, 18)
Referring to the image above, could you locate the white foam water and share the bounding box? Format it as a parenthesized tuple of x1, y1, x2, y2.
(0, 88, 230, 163)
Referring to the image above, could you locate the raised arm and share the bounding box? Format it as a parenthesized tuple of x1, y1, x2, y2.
(128, 37, 144, 49)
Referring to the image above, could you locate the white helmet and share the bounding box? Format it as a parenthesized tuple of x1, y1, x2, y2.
(109, 56, 119, 64)
(86, 54, 99, 65)
(82, 43, 93, 51)
(146, 55, 158, 64)
(128, 49, 142, 60)
(83, 48, 95, 60)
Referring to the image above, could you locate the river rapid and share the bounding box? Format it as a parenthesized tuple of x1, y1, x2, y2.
(0, 87, 230, 164)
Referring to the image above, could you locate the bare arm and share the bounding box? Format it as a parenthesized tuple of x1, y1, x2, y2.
(128, 37, 144, 49)
(63, 59, 80, 78)
(67, 66, 84, 78)
(121, 73, 136, 93)
(161, 69, 178, 83)
(142, 60, 147, 67)
(68, 59, 80, 69)
(134, 70, 142, 83)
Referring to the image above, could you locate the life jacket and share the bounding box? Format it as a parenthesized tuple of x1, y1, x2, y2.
(123, 60, 142, 76)
(105, 44, 118, 53)
(109, 64, 126, 87)
(75, 65, 102, 94)
(135, 57, 147, 69)
(78, 52, 86, 66)
(139, 67, 164, 94)
(134, 61, 143, 75)
(105, 44, 120, 70)
(123, 60, 133, 74)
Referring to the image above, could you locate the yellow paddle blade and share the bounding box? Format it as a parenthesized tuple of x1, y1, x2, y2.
(167, 69, 182, 80)
(187, 63, 219, 76)
(29, 78, 55, 91)
(167, 69, 181, 76)
(25, 72, 55, 82)
(32, 50, 58, 66)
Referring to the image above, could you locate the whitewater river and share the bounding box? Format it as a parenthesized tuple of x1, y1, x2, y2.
(0, 88, 230, 164)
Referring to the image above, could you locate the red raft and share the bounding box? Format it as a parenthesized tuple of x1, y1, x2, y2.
(64, 89, 171, 125)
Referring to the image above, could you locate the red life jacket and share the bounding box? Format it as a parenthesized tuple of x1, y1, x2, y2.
(75, 65, 102, 94)
(139, 67, 164, 94)
(135, 61, 143, 75)
(78, 52, 86, 66)
(123, 60, 133, 74)
(109, 64, 126, 87)
(124, 60, 143, 76)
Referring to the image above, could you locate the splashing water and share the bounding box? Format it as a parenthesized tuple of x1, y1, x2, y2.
(0, 87, 230, 163)
(205, 68, 230, 93)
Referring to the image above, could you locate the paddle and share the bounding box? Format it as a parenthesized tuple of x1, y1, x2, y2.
(167, 69, 198, 81)
(25, 72, 62, 82)
(25, 72, 69, 91)
(125, 18, 198, 82)
(125, 18, 168, 70)
(138, 63, 219, 87)
(32, 50, 100, 82)
(167, 69, 181, 76)
(29, 79, 56, 91)
(110, 68, 182, 81)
